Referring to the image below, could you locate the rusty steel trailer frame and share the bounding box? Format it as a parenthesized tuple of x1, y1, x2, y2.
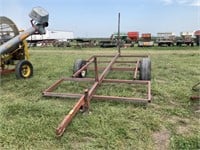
(43, 53, 151, 136)
(0, 68, 15, 75)
(43, 13, 151, 137)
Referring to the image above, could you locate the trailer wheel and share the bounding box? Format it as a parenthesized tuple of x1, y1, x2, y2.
(139, 58, 151, 80)
(73, 59, 87, 78)
(15, 60, 33, 79)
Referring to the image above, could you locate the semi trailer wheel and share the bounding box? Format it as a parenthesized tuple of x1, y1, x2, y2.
(139, 58, 151, 80)
(73, 59, 87, 78)
(15, 60, 33, 79)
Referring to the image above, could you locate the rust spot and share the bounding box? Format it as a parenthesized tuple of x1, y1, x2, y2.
(19, 33, 29, 41)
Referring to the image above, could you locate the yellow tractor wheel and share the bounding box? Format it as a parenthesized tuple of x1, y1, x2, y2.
(15, 60, 33, 79)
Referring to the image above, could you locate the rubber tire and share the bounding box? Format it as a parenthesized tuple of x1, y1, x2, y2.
(139, 58, 151, 80)
(73, 59, 87, 78)
(15, 60, 33, 79)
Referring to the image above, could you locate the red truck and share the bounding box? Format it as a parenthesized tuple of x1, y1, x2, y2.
(127, 32, 139, 47)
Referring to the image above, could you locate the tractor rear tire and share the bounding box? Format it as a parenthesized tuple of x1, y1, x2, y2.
(73, 59, 87, 78)
(15, 60, 33, 79)
(139, 58, 151, 80)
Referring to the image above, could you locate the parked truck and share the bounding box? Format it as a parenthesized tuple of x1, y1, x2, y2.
(127, 32, 139, 47)
(138, 33, 154, 47)
(194, 30, 200, 46)
(157, 32, 175, 46)
(99, 32, 132, 48)
(176, 32, 194, 46)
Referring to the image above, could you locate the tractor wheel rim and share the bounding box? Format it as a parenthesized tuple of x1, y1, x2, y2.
(22, 65, 31, 78)
(81, 70, 86, 77)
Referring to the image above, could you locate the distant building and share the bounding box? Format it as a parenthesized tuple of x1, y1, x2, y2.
(28, 29, 74, 41)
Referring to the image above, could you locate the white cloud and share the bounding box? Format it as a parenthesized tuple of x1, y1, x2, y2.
(190, 0, 200, 6)
(0, 0, 30, 29)
(176, 0, 190, 4)
(160, 0, 200, 6)
(161, 0, 173, 5)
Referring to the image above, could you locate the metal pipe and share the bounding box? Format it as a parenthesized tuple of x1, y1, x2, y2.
(94, 57, 99, 81)
(103, 79, 148, 84)
(88, 67, 137, 71)
(99, 53, 120, 82)
(97, 60, 138, 63)
(63, 77, 94, 82)
(134, 59, 139, 80)
(93, 55, 148, 57)
(190, 96, 200, 100)
(56, 95, 85, 136)
(43, 92, 83, 99)
(0, 27, 36, 54)
(117, 13, 121, 54)
(147, 81, 151, 102)
(92, 95, 149, 103)
(43, 78, 64, 92)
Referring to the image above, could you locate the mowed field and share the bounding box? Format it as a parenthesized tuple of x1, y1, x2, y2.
(0, 47, 199, 149)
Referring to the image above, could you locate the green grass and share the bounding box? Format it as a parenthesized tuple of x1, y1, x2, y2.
(0, 48, 200, 149)
(30, 45, 200, 51)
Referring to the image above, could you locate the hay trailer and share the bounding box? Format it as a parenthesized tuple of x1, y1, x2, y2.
(0, 7, 49, 78)
(43, 13, 152, 137)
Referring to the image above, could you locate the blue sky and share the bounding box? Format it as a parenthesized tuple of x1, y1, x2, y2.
(0, 0, 199, 37)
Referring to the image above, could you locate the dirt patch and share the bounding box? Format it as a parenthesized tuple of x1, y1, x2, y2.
(149, 103, 161, 109)
(155, 79, 167, 83)
(176, 126, 190, 135)
(190, 100, 200, 113)
(71, 136, 95, 149)
(152, 130, 170, 150)
(167, 116, 187, 125)
(175, 118, 194, 135)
